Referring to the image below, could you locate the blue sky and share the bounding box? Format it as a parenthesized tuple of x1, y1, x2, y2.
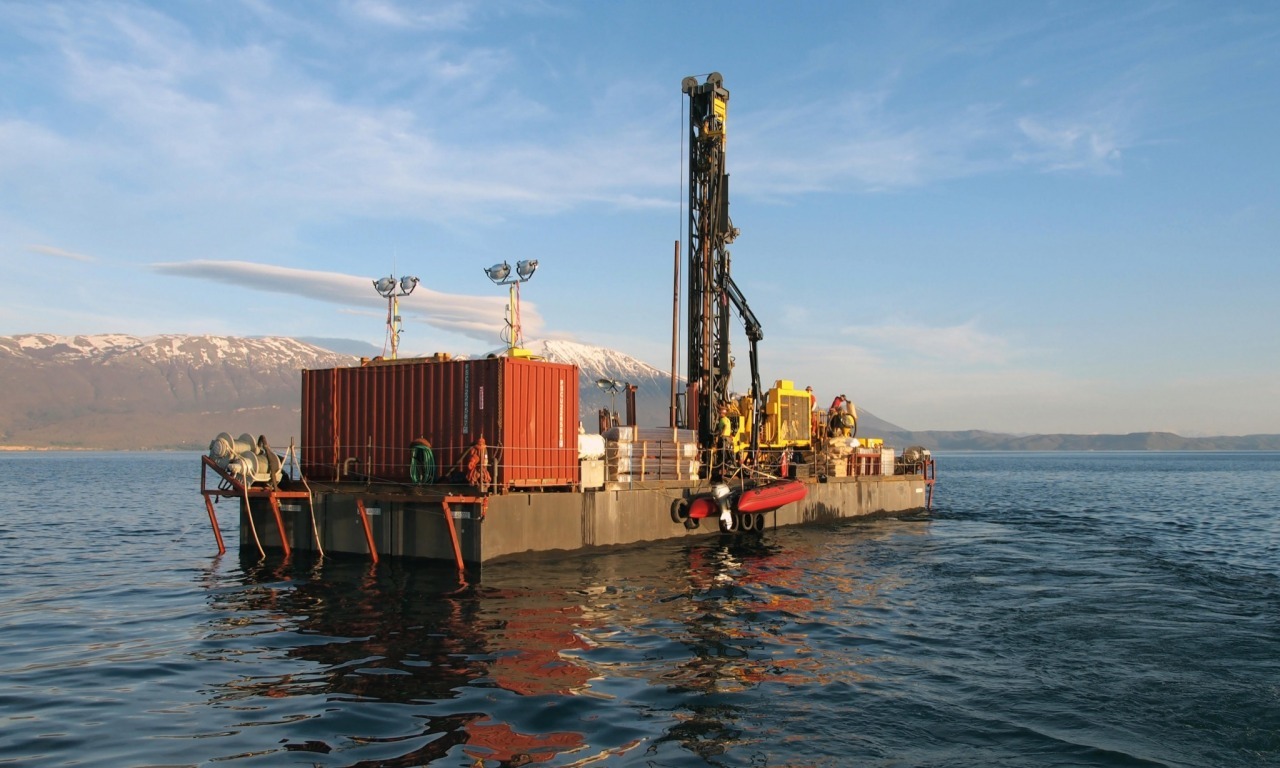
(1, 1, 1277, 436)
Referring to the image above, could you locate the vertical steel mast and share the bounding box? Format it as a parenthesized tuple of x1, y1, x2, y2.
(682, 72, 739, 452)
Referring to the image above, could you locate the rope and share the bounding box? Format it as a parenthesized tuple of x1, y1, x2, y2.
(287, 439, 325, 559)
(302, 475, 322, 558)
(241, 482, 265, 558)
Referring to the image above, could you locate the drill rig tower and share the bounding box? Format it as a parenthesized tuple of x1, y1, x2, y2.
(682, 73, 762, 460)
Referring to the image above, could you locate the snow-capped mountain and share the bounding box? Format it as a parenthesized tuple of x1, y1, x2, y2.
(0, 333, 905, 449)
(0, 334, 356, 449)
(517, 339, 678, 427)
(1, 333, 352, 368)
(0, 333, 681, 449)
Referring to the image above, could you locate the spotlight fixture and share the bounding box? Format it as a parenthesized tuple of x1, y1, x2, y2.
(595, 378, 622, 393)
(595, 377, 625, 422)
(371, 270, 419, 359)
(482, 257, 542, 355)
(484, 262, 511, 283)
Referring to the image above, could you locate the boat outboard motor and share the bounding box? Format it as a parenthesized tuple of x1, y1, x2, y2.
(208, 432, 283, 487)
(711, 482, 734, 531)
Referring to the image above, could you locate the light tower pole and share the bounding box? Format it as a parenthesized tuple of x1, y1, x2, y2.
(595, 378, 623, 418)
(483, 260, 539, 356)
(373, 273, 419, 360)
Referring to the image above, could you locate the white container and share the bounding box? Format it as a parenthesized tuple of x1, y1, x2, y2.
(580, 458, 604, 489)
(578, 433, 606, 459)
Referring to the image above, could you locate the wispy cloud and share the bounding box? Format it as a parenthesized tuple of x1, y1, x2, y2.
(1015, 115, 1123, 173)
(346, 0, 474, 30)
(3, 0, 1146, 236)
(7, 2, 671, 226)
(737, 91, 1130, 194)
(838, 320, 1014, 366)
(26, 244, 95, 263)
(150, 260, 535, 341)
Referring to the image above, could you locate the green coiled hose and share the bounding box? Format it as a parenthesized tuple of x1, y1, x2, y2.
(409, 440, 435, 484)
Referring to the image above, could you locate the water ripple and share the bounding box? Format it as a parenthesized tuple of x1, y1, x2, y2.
(1, 451, 1278, 766)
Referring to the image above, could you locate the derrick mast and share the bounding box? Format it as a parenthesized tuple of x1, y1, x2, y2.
(682, 72, 741, 451)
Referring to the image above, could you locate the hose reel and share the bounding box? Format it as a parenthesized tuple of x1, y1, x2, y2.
(208, 432, 283, 487)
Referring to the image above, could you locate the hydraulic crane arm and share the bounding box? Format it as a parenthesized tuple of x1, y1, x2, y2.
(722, 272, 764, 455)
(722, 272, 761, 344)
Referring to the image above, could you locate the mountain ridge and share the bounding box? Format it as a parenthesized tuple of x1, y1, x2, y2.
(2, 333, 1277, 451)
(0, 334, 355, 450)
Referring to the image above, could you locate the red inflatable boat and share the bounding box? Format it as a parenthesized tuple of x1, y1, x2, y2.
(734, 479, 807, 513)
(685, 479, 807, 519)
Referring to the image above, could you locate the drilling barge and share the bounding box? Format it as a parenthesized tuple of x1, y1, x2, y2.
(197, 73, 936, 569)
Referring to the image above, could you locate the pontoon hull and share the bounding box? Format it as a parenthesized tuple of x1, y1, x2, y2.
(236, 473, 931, 566)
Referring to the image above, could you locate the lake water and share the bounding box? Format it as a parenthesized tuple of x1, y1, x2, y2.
(0, 451, 1276, 767)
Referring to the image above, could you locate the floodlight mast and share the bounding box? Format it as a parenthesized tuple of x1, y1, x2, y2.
(373, 273, 419, 359)
(484, 259, 539, 356)
(595, 377, 623, 419)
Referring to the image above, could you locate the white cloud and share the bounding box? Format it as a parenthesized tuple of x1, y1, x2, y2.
(8, 0, 1141, 236)
(838, 320, 1014, 366)
(735, 89, 1127, 195)
(1015, 116, 1123, 173)
(150, 260, 533, 342)
(26, 244, 95, 263)
(8, 2, 669, 226)
(346, 0, 474, 30)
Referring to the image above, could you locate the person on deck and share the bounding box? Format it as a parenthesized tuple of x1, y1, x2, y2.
(806, 386, 820, 441)
(828, 394, 853, 437)
(716, 405, 734, 472)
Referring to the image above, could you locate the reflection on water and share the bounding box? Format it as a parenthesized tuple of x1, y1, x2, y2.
(5, 452, 1276, 767)
(192, 524, 920, 766)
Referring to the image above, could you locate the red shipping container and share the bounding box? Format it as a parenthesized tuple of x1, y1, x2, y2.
(301, 356, 579, 490)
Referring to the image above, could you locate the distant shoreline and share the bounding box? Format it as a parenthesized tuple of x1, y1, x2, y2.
(3, 444, 1279, 454)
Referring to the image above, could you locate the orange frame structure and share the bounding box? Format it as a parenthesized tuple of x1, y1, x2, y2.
(201, 456, 486, 574)
(200, 455, 311, 558)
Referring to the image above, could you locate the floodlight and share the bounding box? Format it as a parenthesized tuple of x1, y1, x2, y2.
(485, 262, 511, 283)
(595, 377, 625, 419)
(484, 258, 543, 353)
(372, 269, 420, 360)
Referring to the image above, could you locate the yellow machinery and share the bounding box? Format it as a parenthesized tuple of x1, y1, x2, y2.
(723, 379, 815, 453)
(722, 379, 875, 457)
